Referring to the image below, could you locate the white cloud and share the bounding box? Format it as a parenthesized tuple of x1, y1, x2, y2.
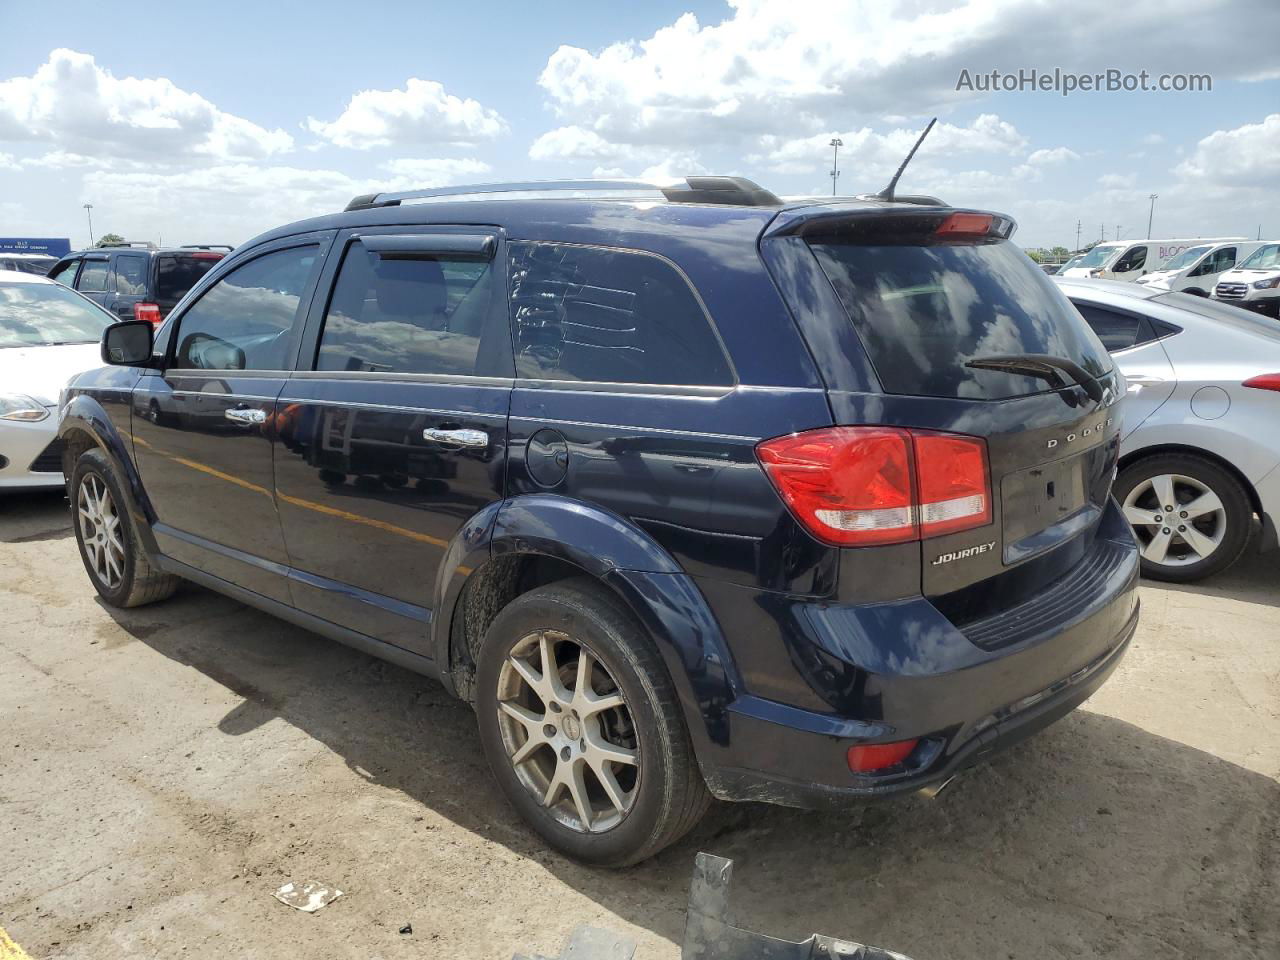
(1025, 147, 1079, 166)
(380, 157, 492, 186)
(1141, 133, 1166, 146)
(0, 49, 292, 161)
(1174, 113, 1280, 188)
(0, 152, 17, 170)
(536, 0, 1280, 151)
(1099, 173, 1137, 189)
(306, 78, 506, 149)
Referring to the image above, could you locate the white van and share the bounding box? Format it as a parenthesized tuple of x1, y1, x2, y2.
(1060, 237, 1246, 282)
(1213, 242, 1280, 318)
(1138, 241, 1265, 296)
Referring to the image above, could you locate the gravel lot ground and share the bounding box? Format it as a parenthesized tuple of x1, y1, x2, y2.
(1, 488, 1277, 960)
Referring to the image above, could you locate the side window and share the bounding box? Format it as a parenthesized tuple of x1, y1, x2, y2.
(1074, 303, 1147, 352)
(1211, 247, 1236, 273)
(114, 255, 147, 295)
(77, 259, 110, 292)
(49, 260, 79, 286)
(507, 242, 732, 386)
(315, 240, 497, 376)
(173, 245, 318, 371)
(1115, 246, 1146, 272)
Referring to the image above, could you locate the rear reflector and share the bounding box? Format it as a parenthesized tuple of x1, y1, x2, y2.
(133, 302, 162, 325)
(1243, 373, 1280, 392)
(756, 426, 991, 547)
(935, 212, 994, 237)
(848, 739, 919, 772)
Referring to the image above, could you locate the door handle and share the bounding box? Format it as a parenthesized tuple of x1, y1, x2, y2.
(224, 407, 267, 425)
(424, 427, 488, 448)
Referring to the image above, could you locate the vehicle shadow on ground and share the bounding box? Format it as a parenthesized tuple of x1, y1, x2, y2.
(0, 489, 72, 543)
(1154, 540, 1280, 609)
(98, 583, 1280, 959)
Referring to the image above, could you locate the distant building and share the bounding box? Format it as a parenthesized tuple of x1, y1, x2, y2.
(0, 237, 72, 258)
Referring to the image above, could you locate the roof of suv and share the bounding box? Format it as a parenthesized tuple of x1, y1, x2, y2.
(239, 176, 975, 253)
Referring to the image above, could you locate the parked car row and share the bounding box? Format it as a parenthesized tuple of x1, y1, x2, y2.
(2, 175, 1275, 867)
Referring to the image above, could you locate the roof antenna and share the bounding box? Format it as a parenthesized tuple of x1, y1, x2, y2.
(875, 117, 937, 202)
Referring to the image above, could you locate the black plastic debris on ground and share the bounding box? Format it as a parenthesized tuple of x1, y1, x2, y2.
(514, 852, 914, 960)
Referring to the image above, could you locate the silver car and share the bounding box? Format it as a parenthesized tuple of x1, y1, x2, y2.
(1056, 277, 1280, 581)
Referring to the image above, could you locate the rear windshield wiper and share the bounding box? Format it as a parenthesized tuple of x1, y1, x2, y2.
(966, 353, 1104, 403)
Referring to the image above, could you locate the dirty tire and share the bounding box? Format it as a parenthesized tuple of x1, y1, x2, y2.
(71, 448, 179, 607)
(475, 578, 710, 867)
(1115, 452, 1251, 583)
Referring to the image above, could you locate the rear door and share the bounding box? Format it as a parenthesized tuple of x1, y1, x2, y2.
(1070, 300, 1177, 439)
(772, 210, 1124, 611)
(73, 254, 111, 306)
(273, 227, 513, 654)
(107, 252, 148, 319)
(131, 234, 331, 602)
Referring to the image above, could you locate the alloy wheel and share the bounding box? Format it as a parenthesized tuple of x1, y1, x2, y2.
(78, 474, 126, 590)
(1122, 473, 1226, 566)
(495, 630, 640, 834)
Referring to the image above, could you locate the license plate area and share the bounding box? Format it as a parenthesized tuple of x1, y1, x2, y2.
(1001, 451, 1099, 563)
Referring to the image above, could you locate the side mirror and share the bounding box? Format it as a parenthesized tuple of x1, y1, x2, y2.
(102, 320, 154, 366)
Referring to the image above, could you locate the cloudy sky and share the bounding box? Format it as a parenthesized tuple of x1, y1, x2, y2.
(1, 0, 1277, 250)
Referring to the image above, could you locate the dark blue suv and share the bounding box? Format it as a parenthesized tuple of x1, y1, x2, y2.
(60, 178, 1139, 866)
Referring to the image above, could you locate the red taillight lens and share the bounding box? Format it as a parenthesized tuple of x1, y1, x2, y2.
(848, 739, 919, 772)
(757, 427, 916, 545)
(1243, 374, 1280, 392)
(912, 431, 992, 537)
(757, 427, 992, 546)
(190, 252, 224, 261)
(133, 302, 162, 325)
(935, 212, 993, 237)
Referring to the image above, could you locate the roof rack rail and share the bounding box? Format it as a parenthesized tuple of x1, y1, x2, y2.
(343, 176, 782, 212)
(180, 244, 234, 251)
(97, 240, 157, 250)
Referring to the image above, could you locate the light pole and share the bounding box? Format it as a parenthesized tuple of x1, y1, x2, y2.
(1147, 194, 1158, 238)
(1116, 225, 1122, 241)
(83, 203, 95, 246)
(829, 137, 843, 196)
(1076, 219, 1081, 251)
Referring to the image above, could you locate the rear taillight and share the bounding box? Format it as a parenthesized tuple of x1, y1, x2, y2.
(756, 426, 991, 547)
(1243, 374, 1280, 392)
(935, 212, 993, 237)
(133, 302, 162, 325)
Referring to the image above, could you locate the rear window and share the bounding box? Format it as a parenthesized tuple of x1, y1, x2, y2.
(810, 238, 1113, 399)
(156, 253, 222, 305)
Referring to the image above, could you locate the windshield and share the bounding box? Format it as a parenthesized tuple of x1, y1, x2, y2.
(810, 238, 1112, 400)
(6, 257, 57, 276)
(1238, 244, 1280, 271)
(1162, 245, 1213, 271)
(0, 281, 112, 347)
(1074, 245, 1122, 268)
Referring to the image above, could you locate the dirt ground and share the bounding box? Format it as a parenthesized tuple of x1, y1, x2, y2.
(1, 488, 1277, 960)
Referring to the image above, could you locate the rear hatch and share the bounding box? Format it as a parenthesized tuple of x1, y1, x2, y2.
(772, 207, 1123, 618)
(154, 250, 224, 316)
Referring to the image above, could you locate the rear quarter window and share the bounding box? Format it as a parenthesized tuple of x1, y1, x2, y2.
(156, 253, 222, 306)
(810, 238, 1112, 399)
(507, 241, 732, 387)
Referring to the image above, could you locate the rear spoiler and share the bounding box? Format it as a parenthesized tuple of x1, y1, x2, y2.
(764, 205, 1017, 241)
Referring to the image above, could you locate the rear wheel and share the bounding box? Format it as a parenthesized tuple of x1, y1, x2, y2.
(1115, 453, 1251, 582)
(474, 578, 709, 866)
(71, 448, 179, 607)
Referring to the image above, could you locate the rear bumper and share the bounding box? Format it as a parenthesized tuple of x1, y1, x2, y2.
(698, 501, 1141, 806)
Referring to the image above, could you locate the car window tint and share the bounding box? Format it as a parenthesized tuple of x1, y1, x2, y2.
(49, 260, 79, 285)
(156, 253, 222, 307)
(173, 245, 318, 370)
(507, 242, 732, 386)
(77, 260, 109, 292)
(1073, 303, 1145, 352)
(114, 255, 147, 295)
(315, 241, 497, 376)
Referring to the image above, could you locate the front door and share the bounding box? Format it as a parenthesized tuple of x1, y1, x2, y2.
(273, 228, 512, 654)
(106, 252, 148, 320)
(131, 235, 332, 602)
(73, 254, 111, 306)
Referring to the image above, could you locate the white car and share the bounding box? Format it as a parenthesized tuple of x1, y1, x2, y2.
(1213, 242, 1280, 319)
(1138, 241, 1266, 297)
(0, 271, 112, 490)
(1057, 277, 1280, 581)
(1061, 237, 1245, 282)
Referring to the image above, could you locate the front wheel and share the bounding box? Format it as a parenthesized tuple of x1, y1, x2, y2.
(1115, 453, 1252, 582)
(474, 579, 709, 866)
(71, 448, 179, 607)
